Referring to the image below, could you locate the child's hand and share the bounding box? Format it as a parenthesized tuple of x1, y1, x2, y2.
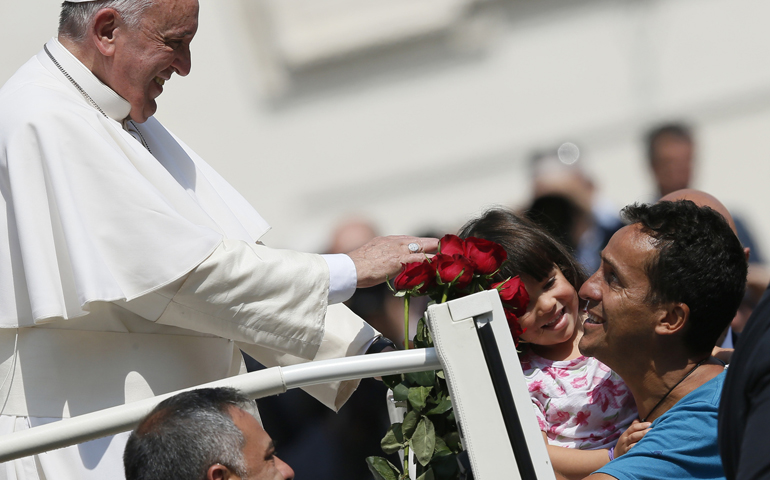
(614, 419, 652, 457)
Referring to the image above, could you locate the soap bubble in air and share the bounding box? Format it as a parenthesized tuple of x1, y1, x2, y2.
(557, 142, 580, 165)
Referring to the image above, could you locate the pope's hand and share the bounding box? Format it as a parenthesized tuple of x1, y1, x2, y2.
(348, 235, 439, 288)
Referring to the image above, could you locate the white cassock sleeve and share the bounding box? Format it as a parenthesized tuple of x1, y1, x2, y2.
(138, 239, 378, 411)
(237, 304, 376, 411)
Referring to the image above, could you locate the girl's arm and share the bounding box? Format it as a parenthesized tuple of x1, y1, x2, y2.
(545, 421, 652, 480)
(544, 433, 609, 480)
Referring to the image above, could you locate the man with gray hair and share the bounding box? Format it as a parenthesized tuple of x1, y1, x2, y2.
(124, 388, 294, 480)
(0, 0, 433, 478)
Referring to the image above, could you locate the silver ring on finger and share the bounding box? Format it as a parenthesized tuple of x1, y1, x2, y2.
(408, 242, 421, 254)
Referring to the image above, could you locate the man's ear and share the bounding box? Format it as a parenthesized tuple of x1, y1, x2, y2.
(91, 9, 121, 57)
(655, 302, 689, 335)
(207, 464, 236, 480)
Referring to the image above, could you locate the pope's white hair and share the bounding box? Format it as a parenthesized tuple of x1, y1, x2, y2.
(59, 0, 155, 42)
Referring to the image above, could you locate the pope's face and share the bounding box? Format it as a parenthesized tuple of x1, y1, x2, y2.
(112, 0, 198, 122)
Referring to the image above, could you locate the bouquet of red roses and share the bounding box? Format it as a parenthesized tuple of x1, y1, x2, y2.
(392, 234, 529, 349)
(367, 234, 529, 480)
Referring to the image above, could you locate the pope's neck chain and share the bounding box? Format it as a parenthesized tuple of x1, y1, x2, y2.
(43, 43, 152, 154)
(124, 120, 153, 154)
(640, 357, 707, 423)
(44, 44, 107, 118)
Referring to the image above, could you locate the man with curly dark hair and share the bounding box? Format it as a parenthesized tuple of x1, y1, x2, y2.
(567, 199, 747, 480)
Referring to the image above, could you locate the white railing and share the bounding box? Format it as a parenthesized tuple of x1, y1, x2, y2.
(0, 348, 441, 462)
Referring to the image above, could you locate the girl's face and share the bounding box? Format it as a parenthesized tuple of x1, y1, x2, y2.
(518, 265, 580, 346)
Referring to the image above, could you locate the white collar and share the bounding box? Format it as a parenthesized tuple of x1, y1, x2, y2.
(38, 38, 132, 121)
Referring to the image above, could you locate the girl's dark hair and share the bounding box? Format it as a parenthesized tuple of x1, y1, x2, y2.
(458, 208, 587, 290)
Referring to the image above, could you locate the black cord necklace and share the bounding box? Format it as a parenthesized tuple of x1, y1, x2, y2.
(640, 358, 707, 422)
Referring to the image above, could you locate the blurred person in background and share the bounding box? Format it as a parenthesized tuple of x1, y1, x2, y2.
(526, 147, 624, 273)
(646, 123, 694, 199)
(646, 123, 769, 346)
(526, 193, 587, 254)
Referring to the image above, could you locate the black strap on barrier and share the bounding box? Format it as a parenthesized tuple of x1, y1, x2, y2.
(475, 320, 538, 480)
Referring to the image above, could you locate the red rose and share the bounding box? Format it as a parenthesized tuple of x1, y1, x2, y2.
(433, 254, 474, 290)
(438, 234, 465, 256)
(393, 260, 435, 294)
(464, 237, 507, 275)
(492, 276, 530, 316)
(505, 310, 526, 347)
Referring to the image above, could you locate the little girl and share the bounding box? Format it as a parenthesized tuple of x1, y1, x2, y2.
(459, 208, 648, 479)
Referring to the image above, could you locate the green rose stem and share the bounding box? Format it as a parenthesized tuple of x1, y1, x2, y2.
(403, 294, 411, 478)
(404, 443, 411, 477)
(404, 295, 410, 352)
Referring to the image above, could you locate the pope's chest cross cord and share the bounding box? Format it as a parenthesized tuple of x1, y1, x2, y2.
(43, 43, 153, 155)
(123, 120, 153, 155)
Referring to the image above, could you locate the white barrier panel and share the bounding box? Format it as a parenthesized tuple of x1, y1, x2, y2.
(428, 290, 555, 480)
(0, 348, 440, 463)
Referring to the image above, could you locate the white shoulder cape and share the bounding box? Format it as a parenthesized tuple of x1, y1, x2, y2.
(0, 39, 270, 326)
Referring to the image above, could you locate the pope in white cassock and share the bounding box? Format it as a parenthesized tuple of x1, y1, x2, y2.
(0, 0, 438, 478)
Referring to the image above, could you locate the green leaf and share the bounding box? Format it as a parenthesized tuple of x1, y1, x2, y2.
(416, 467, 435, 480)
(366, 456, 401, 480)
(435, 370, 445, 380)
(430, 453, 459, 478)
(432, 436, 451, 457)
(380, 423, 405, 454)
(414, 316, 427, 340)
(425, 397, 452, 416)
(411, 417, 437, 466)
(405, 370, 435, 387)
(414, 317, 434, 348)
(382, 374, 404, 390)
(393, 383, 410, 402)
(407, 386, 433, 411)
(443, 432, 462, 453)
(402, 410, 420, 438)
